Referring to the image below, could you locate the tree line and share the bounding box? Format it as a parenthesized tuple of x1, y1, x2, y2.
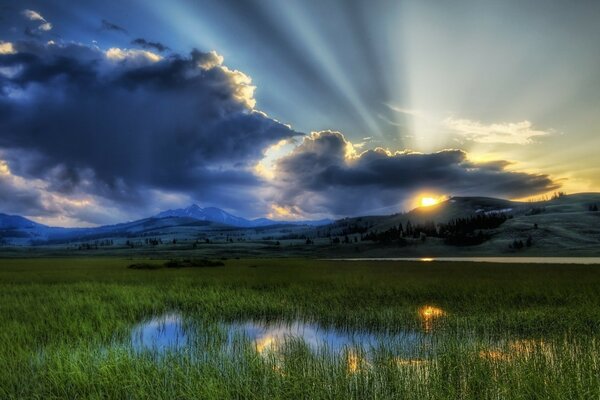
(362, 212, 510, 246)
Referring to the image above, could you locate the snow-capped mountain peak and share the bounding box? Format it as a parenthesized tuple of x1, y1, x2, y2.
(154, 205, 252, 226)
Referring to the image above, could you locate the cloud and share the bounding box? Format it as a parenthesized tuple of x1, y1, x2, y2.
(385, 104, 423, 117)
(0, 33, 562, 224)
(0, 40, 297, 224)
(0, 163, 50, 217)
(0, 158, 139, 227)
(382, 107, 552, 146)
(0, 41, 15, 55)
(101, 19, 128, 34)
(105, 47, 162, 65)
(38, 22, 52, 31)
(131, 38, 170, 53)
(21, 9, 46, 22)
(444, 117, 550, 145)
(0, 158, 96, 225)
(267, 204, 304, 220)
(21, 9, 52, 32)
(193, 49, 224, 69)
(269, 131, 559, 216)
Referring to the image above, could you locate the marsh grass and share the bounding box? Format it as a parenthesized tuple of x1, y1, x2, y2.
(0, 258, 599, 398)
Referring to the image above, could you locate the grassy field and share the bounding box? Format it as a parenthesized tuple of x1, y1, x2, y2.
(1, 258, 599, 399)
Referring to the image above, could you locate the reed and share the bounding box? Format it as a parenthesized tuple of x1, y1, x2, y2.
(0, 257, 598, 399)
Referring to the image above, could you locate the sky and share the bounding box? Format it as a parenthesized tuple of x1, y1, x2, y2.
(0, 0, 599, 227)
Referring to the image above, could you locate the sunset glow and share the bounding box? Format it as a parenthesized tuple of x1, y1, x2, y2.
(420, 197, 439, 207)
(0, 2, 598, 398)
(418, 195, 446, 208)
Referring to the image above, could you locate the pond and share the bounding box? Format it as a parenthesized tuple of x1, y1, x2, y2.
(128, 309, 556, 370)
(130, 313, 433, 358)
(131, 313, 189, 351)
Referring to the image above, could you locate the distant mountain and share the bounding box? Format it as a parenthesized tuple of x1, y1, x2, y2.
(0, 205, 332, 245)
(156, 205, 254, 227)
(0, 213, 51, 245)
(0, 213, 47, 230)
(2, 194, 600, 255)
(154, 204, 332, 228)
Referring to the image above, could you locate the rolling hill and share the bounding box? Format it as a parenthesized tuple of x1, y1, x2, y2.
(0, 205, 331, 245)
(155, 204, 331, 228)
(317, 193, 600, 256)
(1, 194, 599, 255)
(0, 214, 223, 245)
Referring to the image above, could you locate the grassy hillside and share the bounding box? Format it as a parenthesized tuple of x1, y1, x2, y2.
(318, 193, 600, 256)
(1, 193, 599, 257)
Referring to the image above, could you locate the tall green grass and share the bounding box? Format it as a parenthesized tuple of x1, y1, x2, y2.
(0, 258, 599, 398)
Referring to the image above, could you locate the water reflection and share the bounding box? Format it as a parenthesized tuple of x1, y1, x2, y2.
(479, 339, 551, 362)
(129, 312, 551, 372)
(131, 313, 188, 352)
(332, 257, 600, 264)
(418, 305, 445, 332)
(228, 320, 428, 356)
(346, 349, 367, 373)
(131, 313, 430, 359)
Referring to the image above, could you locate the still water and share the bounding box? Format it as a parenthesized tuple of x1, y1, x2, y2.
(129, 310, 552, 369)
(131, 313, 431, 356)
(329, 257, 600, 264)
(131, 313, 189, 351)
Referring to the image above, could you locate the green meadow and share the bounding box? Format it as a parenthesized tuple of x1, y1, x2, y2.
(1, 257, 599, 399)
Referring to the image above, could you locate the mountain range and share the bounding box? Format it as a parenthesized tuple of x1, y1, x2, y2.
(0, 205, 332, 245)
(154, 204, 331, 228)
(2, 194, 600, 255)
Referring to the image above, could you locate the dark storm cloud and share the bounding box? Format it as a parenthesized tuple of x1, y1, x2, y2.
(0, 40, 296, 221)
(23, 27, 38, 38)
(131, 38, 170, 53)
(100, 19, 128, 34)
(0, 173, 49, 217)
(0, 160, 130, 224)
(272, 131, 559, 216)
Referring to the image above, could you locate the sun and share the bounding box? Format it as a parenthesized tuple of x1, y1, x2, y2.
(420, 197, 440, 207)
(414, 194, 448, 209)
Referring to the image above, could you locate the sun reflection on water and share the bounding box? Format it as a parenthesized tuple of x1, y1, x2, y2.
(418, 305, 445, 332)
(255, 335, 277, 353)
(479, 339, 551, 362)
(346, 349, 369, 374)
